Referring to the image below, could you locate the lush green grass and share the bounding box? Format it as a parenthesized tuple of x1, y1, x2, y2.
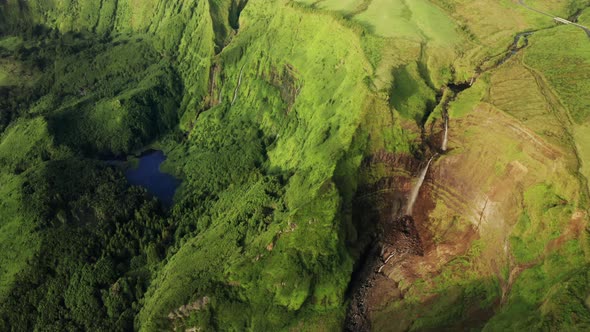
(524, 25, 590, 124)
(1, 0, 589, 331)
(0, 172, 40, 299)
(509, 184, 575, 264)
(429, 0, 577, 81)
(389, 62, 436, 122)
(485, 263, 590, 331)
(521, 18, 590, 195)
(0, 36, 22, 51)
(447, 77, 487, 118)
(0, 60, 36, 87)
(0, 117, 66, 173)
(139, 1, 374, 329)
(295, 0, 364, 14)
(0, 69, 7, 86)
(581, 7, 590, 25)
(356, 0, 461, 44)
(574, 124, 590, 183)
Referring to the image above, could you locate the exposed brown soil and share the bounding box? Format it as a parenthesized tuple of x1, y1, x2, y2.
(265, 63, 300, 114)
(169, 296, 210, 331)
(207, 62, 222, 108)
(344, 244, 381, 332)
(546, 211, 587, 252)
(346, 75, 583, 329)
(346, 140, 483, 331)
(498, 210, 587, 304)
(345, 151, 445, 331)
(345, 152, 423, 332)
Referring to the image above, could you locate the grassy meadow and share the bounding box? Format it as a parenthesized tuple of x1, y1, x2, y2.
(0, 0, 589, 331)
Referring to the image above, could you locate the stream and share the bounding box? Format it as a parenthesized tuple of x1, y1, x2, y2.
(498, 31, 534, 65)
(345, 4, 588, 326)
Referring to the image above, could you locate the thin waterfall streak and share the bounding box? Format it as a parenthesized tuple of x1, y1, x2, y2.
(378, 253, 396, 273)
(405, 156, 435, 216)
(231, 64, 245, 106)
(442, 116, 449, 152)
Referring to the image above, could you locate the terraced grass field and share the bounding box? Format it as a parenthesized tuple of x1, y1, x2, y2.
(296, 0, 364, 14)
(0, 0, 590, 331)
(355, 0, 460, 43)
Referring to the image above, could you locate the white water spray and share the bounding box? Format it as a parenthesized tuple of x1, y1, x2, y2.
(441, 116, 449, 152)
(405, 156, 435, 216)
(378, 253, 395, 273)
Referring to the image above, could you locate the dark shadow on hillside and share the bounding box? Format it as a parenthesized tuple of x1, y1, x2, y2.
(2, 157, 172, 331)
(229, 0, 249, 30)
(389, 65, 431, 125)
(353, 20, 376, 35)
(344, 153, 422, 331)
(4, 25, 183, 158)
(0, 1, 6, 35)
(209, 0, 249, 53)
(0, 0, 35, 36)
(372, 279, 500, 331)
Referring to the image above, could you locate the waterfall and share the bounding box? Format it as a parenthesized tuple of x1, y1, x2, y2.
(378, 252, 397, 273)
(231, 64, 246, 106)
(441, 116, 449, 152)
(405, 156, 435, 216)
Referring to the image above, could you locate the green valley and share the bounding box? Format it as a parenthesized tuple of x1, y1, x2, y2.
(0, 0, 589, 331)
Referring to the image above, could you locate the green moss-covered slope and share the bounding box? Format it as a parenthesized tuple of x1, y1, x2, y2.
(0, 0, 589, 331)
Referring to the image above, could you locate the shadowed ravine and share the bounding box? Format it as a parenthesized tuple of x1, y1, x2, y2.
(345, 155, 436, 331)
(2, 0, 590, 330)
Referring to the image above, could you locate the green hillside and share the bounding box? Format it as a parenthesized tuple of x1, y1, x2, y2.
(0, 0, 589, 331)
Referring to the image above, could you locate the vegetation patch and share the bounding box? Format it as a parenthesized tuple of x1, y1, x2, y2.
(0, 0, 589, 331)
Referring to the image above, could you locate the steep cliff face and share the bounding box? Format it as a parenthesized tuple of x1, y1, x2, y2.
(1, 0, 236, 115)
(0, 0, 378, 330)
(1, 0, 589, 331)
(345, 1, 590, 330)
(138, 1, 376, 330)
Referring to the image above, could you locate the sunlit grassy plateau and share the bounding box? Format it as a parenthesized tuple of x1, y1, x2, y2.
(0, 0, 590, 331)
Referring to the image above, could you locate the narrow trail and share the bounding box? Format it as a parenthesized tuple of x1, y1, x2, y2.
(518, 0, 590, 38)
(523, 63, 590, 202)
(346, 2, 590, 327)
(517, 0, 554, 18)
(376, 6, 542, 273)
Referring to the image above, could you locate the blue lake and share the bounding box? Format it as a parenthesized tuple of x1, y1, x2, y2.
(124, 150, 181, 206)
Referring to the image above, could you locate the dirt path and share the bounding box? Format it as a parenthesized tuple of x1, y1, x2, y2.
(517, 0, 590, 37)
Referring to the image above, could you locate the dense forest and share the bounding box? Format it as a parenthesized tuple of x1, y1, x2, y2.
(1, 0, 590, 331)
